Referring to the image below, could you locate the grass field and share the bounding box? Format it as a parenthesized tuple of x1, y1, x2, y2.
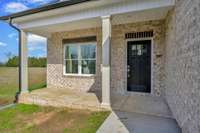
(0, 67, 46, 105)
(0, 68, 110, 133)
(0, 104, 109, 133)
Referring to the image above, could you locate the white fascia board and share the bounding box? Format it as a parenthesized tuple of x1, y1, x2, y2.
(13, 0, 122, 23)
(17, 0, 175, 29)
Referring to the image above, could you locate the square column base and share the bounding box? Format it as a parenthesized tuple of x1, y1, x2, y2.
(101, 102, 111, 110)
(20, 90, 29, 94)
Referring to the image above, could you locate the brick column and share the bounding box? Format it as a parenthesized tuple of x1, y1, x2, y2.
(20, 30, 28, 93)
(101, 15, 111, 109)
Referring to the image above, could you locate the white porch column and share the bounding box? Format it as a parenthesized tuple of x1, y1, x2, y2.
(20, 30, 28, 93)
(101, 15, 111, 108)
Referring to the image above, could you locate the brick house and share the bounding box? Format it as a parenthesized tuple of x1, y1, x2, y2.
(0, 0, 199, 132)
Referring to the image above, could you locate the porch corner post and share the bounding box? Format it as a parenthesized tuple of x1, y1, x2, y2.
(19, 30, 28, 94)
(101, 15, 111, 109)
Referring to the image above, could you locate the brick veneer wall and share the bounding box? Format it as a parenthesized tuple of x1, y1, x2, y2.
(47, 28, 102, 92)
(47, 20, 165, 96)
(164, 0, 200, 132)
(111, 21, 165, 96)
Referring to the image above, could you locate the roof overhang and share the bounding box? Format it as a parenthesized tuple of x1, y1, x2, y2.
(1, 0, 175, 37)
(0, 0, 96, 21)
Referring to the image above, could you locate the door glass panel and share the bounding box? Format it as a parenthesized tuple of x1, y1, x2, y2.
(142, 45, 147, 54)
(132, 45, 136, 50)
(137, 45, 142, 55)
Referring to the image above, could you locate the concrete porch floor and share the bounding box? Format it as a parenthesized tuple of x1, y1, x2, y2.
(19, 87, 172, 117)
(19, 88, 103, 111)
(111, 94, 173, 118)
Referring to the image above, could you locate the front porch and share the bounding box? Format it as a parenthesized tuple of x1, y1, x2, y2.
(15, 0, 175, 108)
(19, 87, 173, 118)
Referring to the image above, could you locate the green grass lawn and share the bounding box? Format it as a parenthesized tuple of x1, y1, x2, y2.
(0, 67, 46, 105)
(0, 68, 110, 132)
(0, 104, 110, 133)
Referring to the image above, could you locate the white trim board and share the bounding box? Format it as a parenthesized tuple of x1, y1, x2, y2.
(16, 0, 174, 30)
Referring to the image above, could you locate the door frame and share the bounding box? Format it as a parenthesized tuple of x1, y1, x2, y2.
(125, 37, 154, 95)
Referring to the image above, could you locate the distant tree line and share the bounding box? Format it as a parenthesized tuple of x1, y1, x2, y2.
(0, 62, 5, 67)
(0, 56, 46, 67)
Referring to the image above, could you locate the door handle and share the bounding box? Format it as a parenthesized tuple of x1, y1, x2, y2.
(127, 65, 130, 72)
(127, 66, 130, 78)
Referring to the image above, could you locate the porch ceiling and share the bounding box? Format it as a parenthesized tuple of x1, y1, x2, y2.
(25, 7, 171, 37)
(13, 0, 174, 37)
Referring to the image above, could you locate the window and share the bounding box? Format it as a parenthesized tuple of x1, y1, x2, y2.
(64, 43, 96, 75)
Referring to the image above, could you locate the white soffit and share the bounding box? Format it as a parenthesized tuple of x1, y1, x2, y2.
(16, 0, 175, 29)
(26, 6, 171, 37)
(112, 7, 170, 25)
(26, 17, 101, 37)
(15, 0, 175, 37)
(13, 0, 124, 23)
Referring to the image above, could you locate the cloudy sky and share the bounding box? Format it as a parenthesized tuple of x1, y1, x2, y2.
(0, 0, 58, 63)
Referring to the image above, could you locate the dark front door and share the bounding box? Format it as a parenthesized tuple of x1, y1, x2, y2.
(127, 40, 151, 93)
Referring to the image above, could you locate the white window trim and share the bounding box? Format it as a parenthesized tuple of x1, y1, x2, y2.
(63, 42, 97, 77)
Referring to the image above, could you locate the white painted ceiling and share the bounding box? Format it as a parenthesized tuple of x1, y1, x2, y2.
(26, 6, 171, 37)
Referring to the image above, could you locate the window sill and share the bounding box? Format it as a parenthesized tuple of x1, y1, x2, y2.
(63, 73, 96, 77)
